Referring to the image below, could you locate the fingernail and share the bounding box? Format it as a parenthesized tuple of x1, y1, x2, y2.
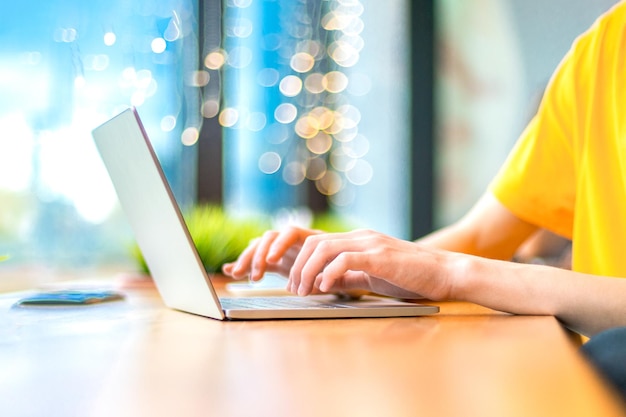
(297, 285, 306, 296)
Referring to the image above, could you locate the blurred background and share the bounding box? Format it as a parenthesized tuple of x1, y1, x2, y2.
(0, 0, 619, 290)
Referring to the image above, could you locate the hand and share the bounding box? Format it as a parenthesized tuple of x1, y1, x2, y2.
(287, 229, 454, 301)
(222, 226, 321, 281)
(224, 227, 454, 301)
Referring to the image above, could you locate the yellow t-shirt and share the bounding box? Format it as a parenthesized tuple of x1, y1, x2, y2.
(490, 1, 626, 277)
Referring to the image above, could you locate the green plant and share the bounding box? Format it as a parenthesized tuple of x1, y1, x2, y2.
(132, 205, 270, 274)
(311, 211, 355, 233)
(0, 255, 8, 262)
(186, 205, 271, 273)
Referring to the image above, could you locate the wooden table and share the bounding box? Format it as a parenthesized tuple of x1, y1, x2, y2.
(1, 276, 624, 417)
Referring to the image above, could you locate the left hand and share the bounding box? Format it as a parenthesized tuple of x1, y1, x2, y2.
(286, 229, 455, 301)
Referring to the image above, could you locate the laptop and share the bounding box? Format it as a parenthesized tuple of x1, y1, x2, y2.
(91, 107, 439, 320)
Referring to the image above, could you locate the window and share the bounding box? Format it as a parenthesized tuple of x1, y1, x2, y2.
(0, 0, 200, 285)
(218, 0, 412, 237)
(0, 0, 413, 290)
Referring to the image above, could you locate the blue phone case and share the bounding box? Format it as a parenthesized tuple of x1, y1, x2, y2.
(14, 290, 124, 306)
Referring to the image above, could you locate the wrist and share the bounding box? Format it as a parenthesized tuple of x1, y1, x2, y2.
(445, 252, 483, 302)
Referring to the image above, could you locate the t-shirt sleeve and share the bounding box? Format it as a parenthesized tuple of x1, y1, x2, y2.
(489, 42, 582, 239)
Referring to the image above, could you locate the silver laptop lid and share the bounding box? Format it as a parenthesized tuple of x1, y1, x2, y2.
(92, 108, 225, 320)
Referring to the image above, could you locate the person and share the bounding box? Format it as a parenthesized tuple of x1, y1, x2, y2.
(223, 1, 626, 398)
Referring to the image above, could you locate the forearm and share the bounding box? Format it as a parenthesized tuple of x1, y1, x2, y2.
(451, 254, 626, 337)
(417, 224, 485, 254)
(416, 193, 538, 260)
(417, 222, 525, 260)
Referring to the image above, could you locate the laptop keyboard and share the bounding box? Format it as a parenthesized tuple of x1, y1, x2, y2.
(220, 296, 347, 310)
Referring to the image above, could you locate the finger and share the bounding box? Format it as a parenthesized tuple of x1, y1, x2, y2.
(222, 262, 235, 275)
(228, 238, 261, 279)
(318, 250, 411, 296)
(272, 247, 299, 278)
(289, 233, 325, 294)
(250, 230, 279, 281)
(269, 227, 316, 292)
(296, 236, 371, 296)
(319, 252, 371, 293)
(289, 230, 374, 294)
(314, 270, 371, 294)
(267, 226, 312, 263)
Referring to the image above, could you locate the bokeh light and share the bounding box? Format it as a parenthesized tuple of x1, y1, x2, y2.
(161, 115, 177, 132)
(229, 17, 254, 39)
(190, 70, 210, 87)
(309, 107, 335, 130)
(279, 75, 303, 97)
(290, 52, 315, 73)
(205, 50, 226, 70)
(257, 67, 280, 87)
(181, 127, 200, 146)
(346, 159, 373, 185)
(295, 115, 320, 139)
(343, 134, 370, 158)
(304, 73, 325, 94)
(202, 100, 220, 118)
(222, 0, 371, 208)
(258, 152, 281, 174)
(328, 40, 360, 67)
(323, 71, 349, 93)
(306, 132, 333, 154)
(130, 91, 146, 106)
(274, 103, 298, 124)
(330, 147, 356, 172)
(283, 161, 306, 185)
(262, 33, 282, 51)
(103, 32, 116, 46)
(151, 37, 167, 53)
(333, 125, 358, 142)
(85, 54, 110, 71)
(227, 46, 253, 69)
(246, 112, 267, 132)
(306, 157, 327, 180)
(53, 27, 77, 43)
(219, 107, 239, 127)
(316, 170, 342, 195)
(265, 123, 290, 144)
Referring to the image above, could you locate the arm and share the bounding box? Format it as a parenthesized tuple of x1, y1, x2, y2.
(417, 192, 539, 260)
(448, 254, 626, 337)
(223, 192, 624, 337)
(284, 229, 625, 338)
